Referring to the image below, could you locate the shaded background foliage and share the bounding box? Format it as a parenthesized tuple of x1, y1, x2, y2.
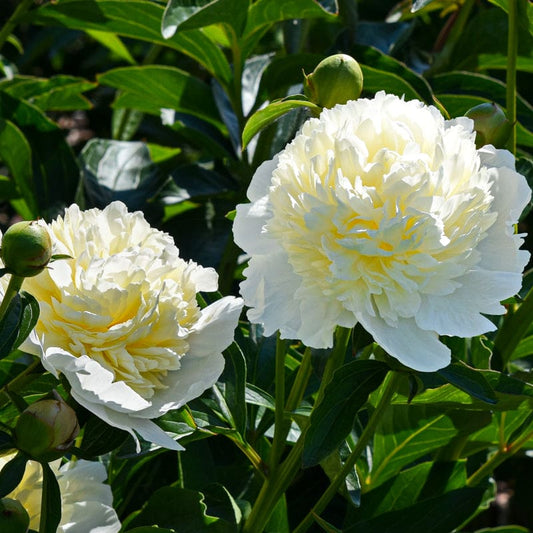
(0, 0, 533, 532)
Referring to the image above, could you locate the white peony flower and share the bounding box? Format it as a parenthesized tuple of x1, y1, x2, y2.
(20, 201, 243, 450)
(0, 454, 120, 533)
(233, 92, 531, 372)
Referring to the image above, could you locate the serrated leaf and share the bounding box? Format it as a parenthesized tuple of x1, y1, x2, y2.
(302, 360, 389, 467)
(0, 452, 27, 498)
(40, 461, 62, 533)
(242, 97, 318, 149)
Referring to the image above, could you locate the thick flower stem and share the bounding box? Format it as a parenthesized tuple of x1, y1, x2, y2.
(293, 370, 401, 533)
(467, 427, 533, 487)
(506, 0, 518, 154)
(269, 335, 289, 469)
(269, 346, 313, 469)
(0, 274, 24, 323)
(315, 327, 352, 407)
(244, 329, 351, 532)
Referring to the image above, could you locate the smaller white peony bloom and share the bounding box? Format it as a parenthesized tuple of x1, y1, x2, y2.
(18, 201, 243, 450)
(233, 92, 531, 372)
(0, 454, 121, 533)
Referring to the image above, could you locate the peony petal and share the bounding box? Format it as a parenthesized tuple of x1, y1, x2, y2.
(358, 312, 451, 372)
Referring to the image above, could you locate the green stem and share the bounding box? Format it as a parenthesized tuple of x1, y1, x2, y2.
(269, 346, 313, 470)
(285, 347, 313, 413)
(0, 274, 24, 322)
(0, 0, 35, 52)
(426, 0, 475, 76)
(269, 335, 288, 469)
(315, 327, 351, 407)
(467, 427, 533, 487)
(506, 0, 518, 154)
(243, 328, 351, 533)
(293, 371, 401, 533)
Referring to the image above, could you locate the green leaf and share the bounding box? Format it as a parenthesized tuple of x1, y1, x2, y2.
(124, 486, 236, 532)
(39, 462, 62, 533)
(0, 92, 79, 220)
(302, 360, 389, 467)
(0, 452, 27, 498)
(344, 486, 486, 533)
(86, 29, 136, 65)
(0, 118, 36, 219)
(244, 0, 337, 36)
(436, 362, 497, 404)
(411, 0, 440, 11)
(127, 526, 176, 533)
(352, 460, 468, 523)
(368, 405, 491, 487)
(162, 0, 249, 38)
(352, 44, 434, 104)
(221, 342, 247, 437)
(473, 527, 530, 533)
(0, 292, 39, 360)
(242, 97, 319, 149)
(0, 75, 96, 111)
(79, 139, 164, 212)
(12, 292, 40, 353)
(78, 416, 129, 457)
(430, 71, 533, 132)
(29, 0, 232, 86)
(98, 66, 222, 127)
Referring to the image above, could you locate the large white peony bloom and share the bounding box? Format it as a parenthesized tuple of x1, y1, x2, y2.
(0, 454, 120, 533)
(20, 201, 243, 450)
(233, 92, 530, 372)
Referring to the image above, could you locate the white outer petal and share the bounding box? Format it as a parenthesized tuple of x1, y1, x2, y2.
(135, 296, 243, 418)
(358, 312, 451, 372)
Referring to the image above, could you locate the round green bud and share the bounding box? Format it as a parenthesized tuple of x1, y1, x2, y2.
(464, 102, 512, 149)
(0, 498, 30, 533)
(14, 396, 79, 462)
(304, 54, 364, 109)
(1, 221, 52, 278)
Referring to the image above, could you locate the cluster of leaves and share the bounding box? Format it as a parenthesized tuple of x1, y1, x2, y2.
(0, 0, 532, 532)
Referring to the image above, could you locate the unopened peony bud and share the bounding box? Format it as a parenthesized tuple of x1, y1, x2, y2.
(1, 221, 52, 278)
(304, 54, 364, 109)
(0, 498, 29, 533)
(14, 396, 79, 462)
(465, 102, 512, 148)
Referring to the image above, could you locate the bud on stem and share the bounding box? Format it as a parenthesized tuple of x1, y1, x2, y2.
(304, 54, 364, 110)
(14, 394, 79, 462)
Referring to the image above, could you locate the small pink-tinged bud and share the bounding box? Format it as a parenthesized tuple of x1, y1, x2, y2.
(0, 498, 30, 533)
(465, 102, 512, 149)
(304, 54, 364, 109)
(1, 220, 52, 278)
(14, 395, 79, 462)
